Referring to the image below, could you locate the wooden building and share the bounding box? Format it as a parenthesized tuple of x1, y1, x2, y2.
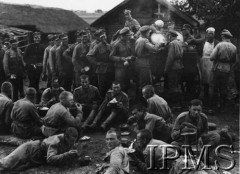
(91, 0, 199, 40)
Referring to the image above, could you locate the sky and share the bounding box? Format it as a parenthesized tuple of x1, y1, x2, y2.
(0, 0, 124, 12)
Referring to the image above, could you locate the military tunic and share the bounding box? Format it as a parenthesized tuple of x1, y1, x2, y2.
(3, 48, 25, 101)
(23, 43, 45, 91)
(110, 40, 133, 91)
(0, 134, 77, 171)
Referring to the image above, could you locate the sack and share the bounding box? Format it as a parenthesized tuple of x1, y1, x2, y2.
(216, 62, 230, 73)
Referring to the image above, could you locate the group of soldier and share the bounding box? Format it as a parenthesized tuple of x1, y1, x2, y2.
(0, 9, 238, 174)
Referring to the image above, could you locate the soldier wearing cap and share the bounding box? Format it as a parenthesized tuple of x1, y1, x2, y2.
(135, 25, 161, 92)
(3, 38, 11, 51)
(49, 34, 62, 80)
(3, 38, 25, 101)
(209, 29, 237, 112)
(72, 30, 91, 88)
(23, 32, 45, 91)
(56, 35, 73, 91)
(124, 9, 141, 33)
(164, 30, 184, 105)
(182, 24, 194, 42)
(43, 34, 55, 87)
(87, 30, 113, 97)
(0, 37, 5, 86)
(110, 27, 134, 91)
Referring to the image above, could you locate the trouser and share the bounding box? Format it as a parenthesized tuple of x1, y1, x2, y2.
(46, 65, 52, 88)
(0, 67, 5, 87)
(210, 71, 230, 108)
(11, 122, 43, 139)
(104, 166, 127, 174)
(10, 76, 24, 102)
(135, 66, 152, 89)
(182, 73, 197, 101)
(166, 70, 183, 106)
(97, 73, 113, 97)
(27, 65, 42, 91)
(171, 131, 221, 155)
(59, 72, 73, 92)
(93, 107, 127, 126)
(115, 67, 130, 92)
(0, 140, 43, 171)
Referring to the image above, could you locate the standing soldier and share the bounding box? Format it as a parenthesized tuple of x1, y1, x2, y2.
(49, 35, 61, 80)
(87, 30, 113, 97)
(110, 27, 133, 92)
(124, 9, 141, 34)
(135, 26, 161, 93)
(164, 30, 184, 106)
(56, 36, 72, 91)
(72, 30, 90, 88)
(3, 39, 25, 101)
(42, 34, 54, 87)
(210, 29, 237, 112)
(23, 32, 45, 91)
(0, 37, 5, 86)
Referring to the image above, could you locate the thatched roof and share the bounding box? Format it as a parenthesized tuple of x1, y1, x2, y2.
(91, 0, 199, 27)
(0, 3, 89, 33)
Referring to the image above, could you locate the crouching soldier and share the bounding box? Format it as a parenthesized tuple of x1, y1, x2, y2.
(96, 128, 129, 174)
(171, 99, 220, 161)
(90, 81, 129, 130)
(11, 88, 43, 139)
(73, 74, 101, 129)
(128, 104, 172, 143)
(0, 127, 79, 172)
(41, 91, 82, 137)
(40, 78, 65, 108)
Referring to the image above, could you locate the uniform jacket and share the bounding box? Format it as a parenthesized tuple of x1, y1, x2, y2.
(23, 43, 45, 65)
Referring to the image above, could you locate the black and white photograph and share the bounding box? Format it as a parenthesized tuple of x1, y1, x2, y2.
(0, 0, 239, 173)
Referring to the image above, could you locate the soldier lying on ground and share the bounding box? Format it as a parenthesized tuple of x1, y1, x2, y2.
(0, 127, 79, 172)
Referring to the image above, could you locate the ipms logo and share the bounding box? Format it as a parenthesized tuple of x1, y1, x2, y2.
(147, 144, 236, 172)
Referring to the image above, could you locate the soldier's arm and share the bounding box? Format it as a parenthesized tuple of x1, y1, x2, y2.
(42, 48, 49, 74)
(109, 150, 124, 168)
(171, 114, 183, 140)
(144, 117, 156, 134)
(47, 144, 77, 165)
(55, 48, 63, 74)
(86, 45, 99, 65)
(3, 51, 10, 77)
(110, 44, 125, 62)
(63, 47, 73, 64)
(61, 110, 82, 127)
(144, 39, 159, 52)
(49, 49, 56, 75)
(40, 88, 51, 107)
(210, 45, 219, 61)
(94, 87, 102, 106)
(4, 101, 13, 127)
(164, 42, 175, 73)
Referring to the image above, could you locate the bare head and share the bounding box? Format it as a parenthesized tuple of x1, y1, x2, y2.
(1, 81, 13, 98)
(59, 91, 74, 107)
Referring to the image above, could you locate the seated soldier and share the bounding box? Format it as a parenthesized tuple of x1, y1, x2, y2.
(90, 81, 129, 130)
(96, 128, 129, 174)
(42, 91, 82, 137)
(11, 88, 43, 139)
(171, 99, 220, 156)
(0, 127, 79, 172)
(73, 74, 101, 129)
(128, 129, 176, 173)
(0, 81, 13, 133)
(127, 104, 172, 143)
(40, 78, 65, 108)
(142, 85, 173, 123)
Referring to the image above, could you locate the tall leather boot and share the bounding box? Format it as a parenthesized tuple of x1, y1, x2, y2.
(82, 109, 96, 129)
(89, 110, 103, 129)
(100, 112, 117, 131)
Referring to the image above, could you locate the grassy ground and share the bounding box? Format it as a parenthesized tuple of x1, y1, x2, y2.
(0, 80, 238, 174)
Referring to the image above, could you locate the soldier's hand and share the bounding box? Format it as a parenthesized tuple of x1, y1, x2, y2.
(116, 102, 123, 109)
(121, 57, 127, 62)
(75, 103, 82, 112)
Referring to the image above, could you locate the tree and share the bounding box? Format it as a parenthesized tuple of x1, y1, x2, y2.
(170, 0, 240, 38)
